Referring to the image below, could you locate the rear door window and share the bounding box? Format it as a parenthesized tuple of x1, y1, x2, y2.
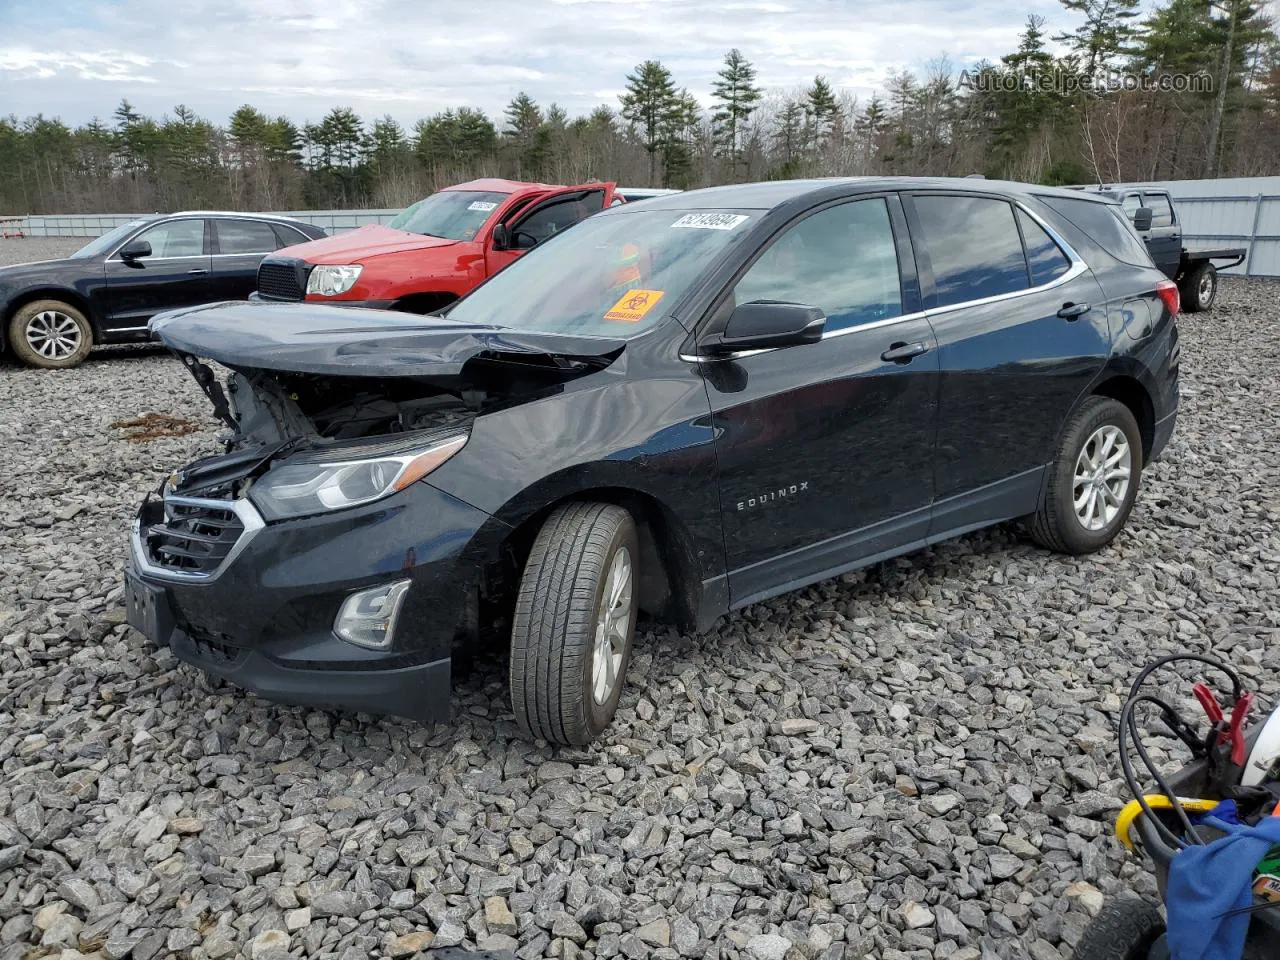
(216, 219, 281, 255)
(1017, 210, 1072, 286)
(1144, 193, 1174, 227)
(910, 195, 1029, 308)
(1038, 196, 1154, 268)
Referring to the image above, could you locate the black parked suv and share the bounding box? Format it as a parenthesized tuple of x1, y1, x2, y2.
(0, 212, 325, 368)
(126, 178, 1180, 744)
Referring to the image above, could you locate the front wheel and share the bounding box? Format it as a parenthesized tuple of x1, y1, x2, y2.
(8, 299, 93, 369)
(1181, 263, 1217, 313)
(1030, 397, 1143, 555)
(509, 502, 640, 745)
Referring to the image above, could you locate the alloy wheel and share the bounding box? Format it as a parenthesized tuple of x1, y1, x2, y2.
(25, 310, 83, 361)
(1072, 425, 1132, 532)
(591, 546, 633, 705)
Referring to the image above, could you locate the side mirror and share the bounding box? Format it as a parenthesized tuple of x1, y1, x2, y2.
(1133, 207, 1153, 232)
(704, 301, 825, 355)
(119, 239, 152, 261)
(490, 224, 511, 251)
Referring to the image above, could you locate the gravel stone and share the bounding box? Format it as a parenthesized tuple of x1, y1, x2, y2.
(746, 933, 793, 960)
(0, 241, 1277, 957)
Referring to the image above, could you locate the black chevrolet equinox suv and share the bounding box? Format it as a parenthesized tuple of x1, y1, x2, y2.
(126, 177, 1180, 744)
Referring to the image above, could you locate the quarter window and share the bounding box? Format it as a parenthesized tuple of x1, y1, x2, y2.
(733, 198, 903, 333)
(1017, 210, 1072, 286)
(217, 220, 282, 254)
(133, 219, 205, 258)
(912, 196, 1029, 308)
(1038, 196, 1154, 268)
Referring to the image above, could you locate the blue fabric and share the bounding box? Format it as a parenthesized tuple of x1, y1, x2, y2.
(1165, 814, 1280, 960)
(1191, 800, 1241, 826)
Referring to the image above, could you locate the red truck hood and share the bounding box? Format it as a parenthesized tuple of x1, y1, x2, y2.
(285, 225, 457, 263)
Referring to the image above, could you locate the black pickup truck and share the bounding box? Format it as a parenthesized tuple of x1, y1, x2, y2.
(1083, 186, 1246, 313)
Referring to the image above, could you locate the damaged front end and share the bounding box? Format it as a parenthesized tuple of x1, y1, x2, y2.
(125, 302, 627, 724)
(145, 301, 625, 513)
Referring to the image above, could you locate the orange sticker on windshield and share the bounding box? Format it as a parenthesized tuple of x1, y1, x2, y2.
(604, 289, 664, 323)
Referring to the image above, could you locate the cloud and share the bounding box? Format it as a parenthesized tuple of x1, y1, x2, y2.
(0, 0, 1085, 126)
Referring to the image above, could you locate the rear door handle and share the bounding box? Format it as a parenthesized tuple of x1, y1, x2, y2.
(881, 341, 928, 363)
(1057, 302, 1090, 320)
(187, 268, 208, 276)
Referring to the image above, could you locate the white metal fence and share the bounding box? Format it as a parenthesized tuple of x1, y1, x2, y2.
(12, 209, 401, 238)
(10, 177, 1280, 277)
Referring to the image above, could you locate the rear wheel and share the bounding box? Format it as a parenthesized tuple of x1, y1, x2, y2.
(1071, 895, 1165, 960)
(1030, 397, 1143, 555)
(1181, 262, 1217, 313)
(509, 502, 639, 745)
(8, 299, 93, 369)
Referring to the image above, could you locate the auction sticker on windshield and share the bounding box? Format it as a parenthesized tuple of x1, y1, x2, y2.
(671, 213, 749, 230)
(468, 201, 498, 212)
(604, 289, 665, 323)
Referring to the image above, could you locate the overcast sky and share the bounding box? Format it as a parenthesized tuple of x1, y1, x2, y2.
(2, 0, 1108, 129)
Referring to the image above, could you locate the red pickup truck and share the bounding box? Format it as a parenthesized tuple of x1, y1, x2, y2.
(253, 179, 617, 313)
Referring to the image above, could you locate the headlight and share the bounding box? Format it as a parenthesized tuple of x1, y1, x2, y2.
(250, 434, 467, 520)
(306, 264, 363, 297)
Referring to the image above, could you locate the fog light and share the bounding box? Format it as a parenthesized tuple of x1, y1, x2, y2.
(334, 580, 411, 649)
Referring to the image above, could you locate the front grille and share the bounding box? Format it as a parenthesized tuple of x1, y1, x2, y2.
(144, 499, 245, 575)
(257, 258, 307, 301)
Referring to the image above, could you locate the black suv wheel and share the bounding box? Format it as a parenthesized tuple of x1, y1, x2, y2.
(509, 502, 639, 745)
(1031, 397, 1144, 555)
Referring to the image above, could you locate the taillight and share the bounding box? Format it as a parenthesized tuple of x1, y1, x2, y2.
(1156, 279, 1180, 318)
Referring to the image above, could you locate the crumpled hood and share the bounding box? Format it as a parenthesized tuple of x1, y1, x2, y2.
(275, 224, 457, 263)
(149, 301, 626, 378)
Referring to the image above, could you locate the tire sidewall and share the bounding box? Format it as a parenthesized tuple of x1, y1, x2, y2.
(1051, 400, 1144, 554)
(580, 519, 640, 739)
(8, 300, 93, 369)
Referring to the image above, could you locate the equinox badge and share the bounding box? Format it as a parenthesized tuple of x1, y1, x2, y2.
(738, 482, 809, 511)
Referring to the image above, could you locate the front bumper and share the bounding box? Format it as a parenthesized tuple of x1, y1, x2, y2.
(126, 479, 507, 724)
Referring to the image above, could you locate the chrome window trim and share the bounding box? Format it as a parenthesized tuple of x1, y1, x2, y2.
(105, 214, 309, 262)
(682, 198, 1088, 363)
(130, 495, 264, 583)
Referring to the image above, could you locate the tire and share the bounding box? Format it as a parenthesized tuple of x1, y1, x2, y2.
(1030, 396, 1144, 555)
(1180, 263, 1217, 313)
(7, 299, 93, 369)
(509, 502, 639, 746)
(1071, 895, 1165, 960)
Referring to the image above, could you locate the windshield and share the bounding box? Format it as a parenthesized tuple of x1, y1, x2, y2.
(71, 219, 149, 259)
(387, 190, 507, 241)
(446, 208, 754, 337)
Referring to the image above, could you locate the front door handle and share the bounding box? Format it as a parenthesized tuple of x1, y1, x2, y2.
(881, 341, 928, 363)
(186, 268, 208, 276)
(1057, 302, 1090, 320)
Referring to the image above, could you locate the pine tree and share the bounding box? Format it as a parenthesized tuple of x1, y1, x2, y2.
(807, 76, 839, 137)
(711, 49, 762, 172)
(504, 93, 544, 178)
(620, 60, 678, 184)
(1054, 0, 1143, 75)
(661, 89, 702, 188)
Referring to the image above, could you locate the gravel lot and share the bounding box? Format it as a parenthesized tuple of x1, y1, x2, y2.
(1, 236, 1278, 960)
